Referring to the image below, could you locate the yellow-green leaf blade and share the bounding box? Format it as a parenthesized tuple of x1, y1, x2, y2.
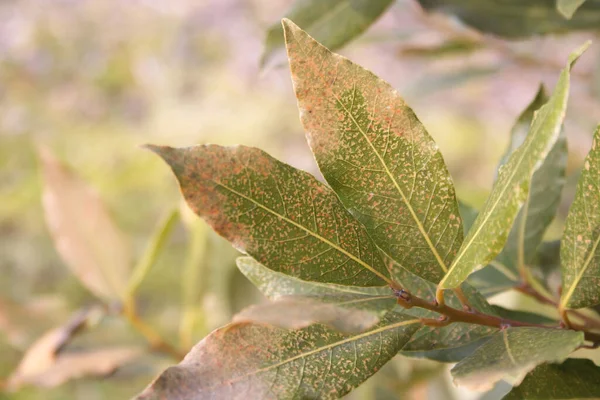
(451, 327, 584, 391)
(261, 0, 394, 67)
(284, 19, 462, 283)
(148, 144, 391, 286)
(439, 43, 589, 289)
(136, 314, 421, 400)
(557, 0, 588, 19)
(560, 126, 600, 309)
(504, 359, 600, 399)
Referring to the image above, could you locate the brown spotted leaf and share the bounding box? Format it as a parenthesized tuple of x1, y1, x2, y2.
(451, 327, 584, 391)
(136, 313, 421, 400)
(439, 43, 589, 289)
(560, 126, 600, 309)
(148, 145, 391, 286)
(232, 296, 381, 333)
(284, 19, 462, 283)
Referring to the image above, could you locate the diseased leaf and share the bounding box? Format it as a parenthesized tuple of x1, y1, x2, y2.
(503, 359, 600, 399)
(417, 0, 600, 38)
(136, 314, 421, 400)
(451, 327, 584, 391)
(560, 126, 600, 309)
(39, 147, 131, 301)
(261, 0, 394, 67)
(468, 86, 566, 296)
(439, 43, 589, 289)
(236, 257, 396, 314)
(284, 19, 463, 283)
(557, 0, 588, 19)
(148, 144, 391, 287)
(232, 296, 381, 333)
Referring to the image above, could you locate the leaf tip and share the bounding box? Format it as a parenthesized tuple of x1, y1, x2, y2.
(143, 144, 184, 174)
(568, 40, 592, 66)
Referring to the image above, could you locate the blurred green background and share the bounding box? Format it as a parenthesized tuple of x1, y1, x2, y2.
(1, 0, 600, 398)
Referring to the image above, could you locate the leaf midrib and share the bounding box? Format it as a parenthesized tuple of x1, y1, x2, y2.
(441, 104, 562, 287)
(333, 94, 449, 274)
(203, 318, 421, 391)
(214, 181, 392, 284)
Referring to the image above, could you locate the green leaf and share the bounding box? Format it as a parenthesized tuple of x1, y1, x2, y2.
(417, 0, 600, 38)
(284, 19, 463, 283)
(560, 126, 600, 309)
(468, 86, 567, 296)
(148, 144, 391, 287)
(232, 296, 381, 333)
(401, 336, 491, 363)
(135, 314, 421, 400)
(557, 0, 588, 19)
(261, 0, 394, 67)
(451, 327, 584, 391)
(39, 147, 131, 302)
(503, 359, 600, 399)
(439, 43, 589, 289)
(491, 306, 558, 325)
(458, 201, 478, 236)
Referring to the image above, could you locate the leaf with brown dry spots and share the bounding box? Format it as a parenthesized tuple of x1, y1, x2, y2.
(284, 19, 463, 283)
(135, 313, 421, 400)
(39, 147, 131, 301)
(439, 43, 589, 289)
(148, 144, 391, 286)
(560, 125, 600, 309)
(451, 327, 583, 391)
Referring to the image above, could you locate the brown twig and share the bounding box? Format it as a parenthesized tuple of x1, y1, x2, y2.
(394, 288, 600, 344)
(123, 300, 185, 360)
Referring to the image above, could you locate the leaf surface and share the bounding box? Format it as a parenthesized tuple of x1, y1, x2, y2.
(468, 87, 566, 296)
(557, 0, 588, 18)
(451, 327, 584, 391)
(136, 314, 421, 400)
(503, 358, 600, 399)
(39, 147, 131, 301)
(439, 44, 588, 289)
(148, 144, 391, 286)
(560, 126, 600, 309)
(284, 19, 463, 283)
(261, 0, 393, 67)
(232, 296, 381, 333)
(417, 0, 600, 38)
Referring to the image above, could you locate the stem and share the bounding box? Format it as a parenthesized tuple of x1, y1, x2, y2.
(394, 288, 600, 345)
(123, 301, 185, 359)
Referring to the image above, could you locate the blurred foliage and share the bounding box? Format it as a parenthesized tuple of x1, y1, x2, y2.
(1, 0, 600, 399)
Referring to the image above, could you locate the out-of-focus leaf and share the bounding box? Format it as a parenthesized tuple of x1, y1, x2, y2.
(503, 359, 600, 399)
(560, 126, 600, 309)
(135, 314, 421, 400)
(9, 347, 142, 389)
(147, 144, 391, 287)
(451, 327, 584, 391)
(405, 66, 499, 98)
(232, 296, 381, 333)
(458, 201, 478, 236)
(439, 43, 588, 289)
(284, 19, 463, 283)
(39, 147, 132, 301)
(399, 38, 482, 58)
(417, 0, 600, 38)
(557, 0, 588, 19)
(236, 257, 396, 314)
(127, 208, 180, 297)
(6, 307, 136, 390)
(261, 0, 394, 67)
(491, 306, 558, 325)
